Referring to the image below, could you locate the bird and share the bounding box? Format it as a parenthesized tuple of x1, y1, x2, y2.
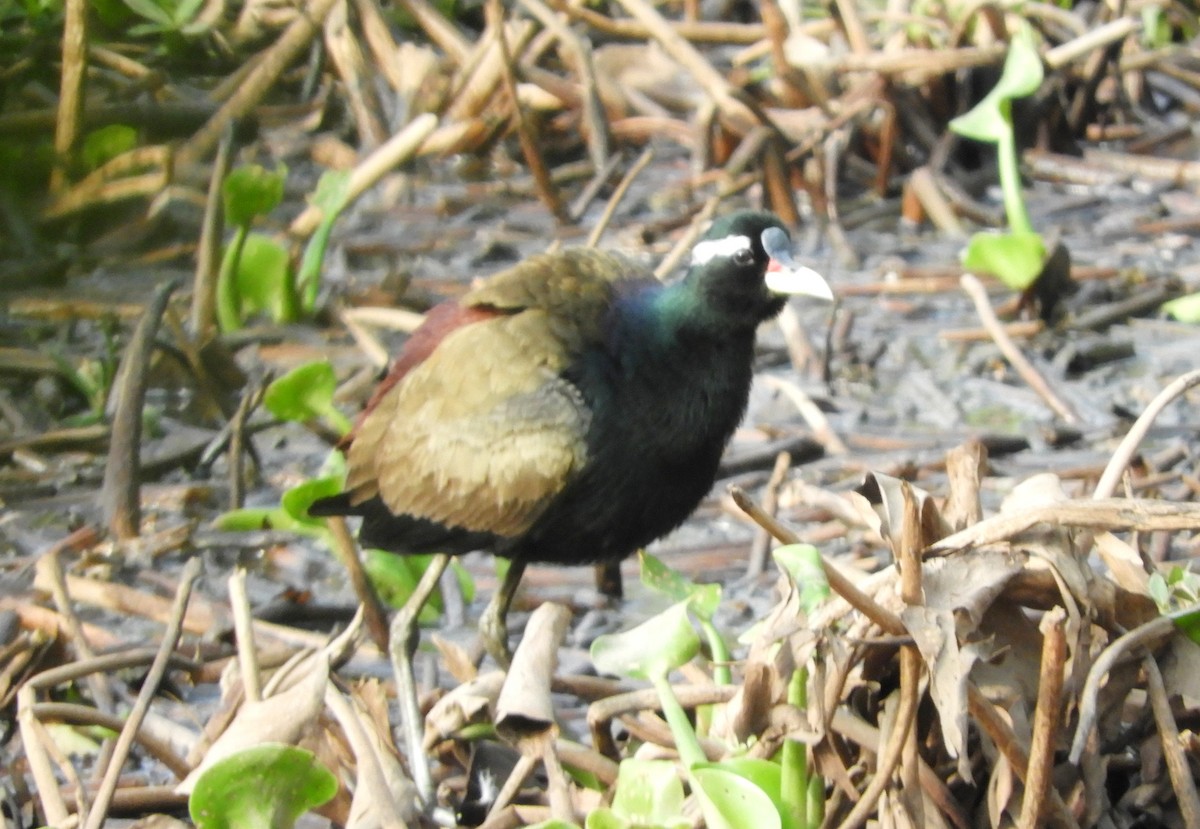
(310, 210, 832, 665)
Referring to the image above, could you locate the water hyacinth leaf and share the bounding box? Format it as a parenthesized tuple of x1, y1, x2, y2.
(591, 600, 699, 680)
(81, 124, 137, 171)
(585, 759, 689, 829)
(212, 507, 277, 533)
(1171, 604, 1200, 645)
(264, 361, 352, 435)
(695, 757, 788, 826)
(189, 743, 337, 829)
(592, 606, 708, 767)
(296, 169, 352, 311)
(948, 24, 1043, 144)
(280, 475, 345, 526)
(44, 722, 104, 756)
(690, 765, 782, 829)
(218, 232, 297, 327)
(637, 551, 731, 689)
(364, 551, 474, 621)
(1163, 292, 1200, 323)
(215, 474, 342, 537)
(584, 813, 623, 829)
(962, 230, 1046, 291)
(772, 544, 830, 615)
(223, 163, 287, 227)
(1149, 573, 1170, 610)
(640, 550, 721, 619)
(264, 361, 336, 421)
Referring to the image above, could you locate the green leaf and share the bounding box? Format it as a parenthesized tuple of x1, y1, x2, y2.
(220, 232, 297, 326)
(44, 722, 104, 756)
(640, 551, 721, 620)
(584, 812, 626, 829)
(170, 0, 205, 27)
(363, 552, 474, 619)
(1140, 5, 1173, 48)
(120, 0, 171, 25)
(590, 600, 699, 680)
(280, 475, 345, 526)
(1171, 604, 1200, 645)
(1149, 573, 1170, 611)
(961, 231, 1046, 291)
(80, 124, 137, 171)
(91, 0, 132, 28)
(364, 552, 442, 623)
(189, 743, 337, 829)
(223, 164, 287, 227)
(264, 361, 352, 435)
(690, 765, 782, 829)
(781, 669, 810, 829)
(214, 474, 342, 538)
(773, 544, 830, 616)
(593, 603, 706, 768)
(949, 23, 1042, 236)
(296, 170, 352, 311)
(1163, 292, 1200, 323)
(212, 507, 277, 533)
(584, 759, 689, 829)
(949, 24, 1043, 144)
(696, 757, 783, 803)
(526, 821, 583, 829)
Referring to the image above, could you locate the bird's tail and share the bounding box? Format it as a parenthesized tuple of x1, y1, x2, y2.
(307, 493, 358, 517)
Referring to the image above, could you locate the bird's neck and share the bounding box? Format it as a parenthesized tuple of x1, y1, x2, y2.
(608, 281, 759, 408)
(642, 277, 759, 343)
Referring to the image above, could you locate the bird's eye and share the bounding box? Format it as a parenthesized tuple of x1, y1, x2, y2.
(732, 248, 755, 266)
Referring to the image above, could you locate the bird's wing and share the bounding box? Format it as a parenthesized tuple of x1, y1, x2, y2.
(344, 308, 592, 538)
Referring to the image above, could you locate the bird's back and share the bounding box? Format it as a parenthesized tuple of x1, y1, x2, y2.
(316, 247, 663, 560)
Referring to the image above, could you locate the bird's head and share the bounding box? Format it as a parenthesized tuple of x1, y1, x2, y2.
(686, 211, 832, 329)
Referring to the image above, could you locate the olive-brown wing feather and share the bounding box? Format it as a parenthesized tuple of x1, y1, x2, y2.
(344, 309, 590, 538)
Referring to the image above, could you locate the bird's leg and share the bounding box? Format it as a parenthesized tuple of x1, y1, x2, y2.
(389, 552, 451, 810)
(593, 560, 623, 599)
(479, 559, 527, 669)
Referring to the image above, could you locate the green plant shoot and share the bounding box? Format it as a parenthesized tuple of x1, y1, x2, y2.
(639, 551, 728, 682)
(296, 169, 352, 312)
(188, 743, 337, 829)
(1163, 292, 1200, 323)
(774, 544, 829, 829)
(591, 600, 705, 768)
(585, 759, 689, 829)
(949, 23, 1046, 290)
(217, 163, 288, 331)
(263, 361, 352, 436)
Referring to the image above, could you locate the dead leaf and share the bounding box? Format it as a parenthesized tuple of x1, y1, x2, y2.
(900, 605, 970, 778)
(922, 550, 1024, 631)
(723, 661, 780, 745)
(1159, 633, 1200, 711)
(496, 603, 571, 740)
(176, 652, 329, 794)
(1092, 531, 1151, 595)
(326, 684, 420, 829)
(854, 472, 949, 549)
(424, 670, 505, 751)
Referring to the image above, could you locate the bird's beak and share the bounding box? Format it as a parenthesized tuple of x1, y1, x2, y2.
(761, 227, 833, 301)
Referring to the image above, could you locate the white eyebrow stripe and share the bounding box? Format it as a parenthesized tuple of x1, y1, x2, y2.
(690, 234, 753, 266)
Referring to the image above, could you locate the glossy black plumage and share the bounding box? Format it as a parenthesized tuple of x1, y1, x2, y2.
(311, 211, 830, 646)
